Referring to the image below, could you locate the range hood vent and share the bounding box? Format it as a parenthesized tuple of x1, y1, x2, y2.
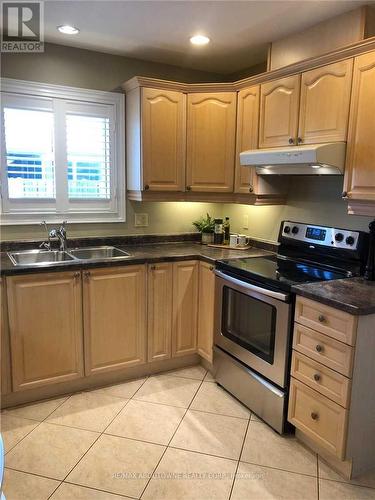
(240, 142, 346, 175)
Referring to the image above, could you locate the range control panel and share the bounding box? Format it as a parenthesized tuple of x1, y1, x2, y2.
(281, 221, 360, 250)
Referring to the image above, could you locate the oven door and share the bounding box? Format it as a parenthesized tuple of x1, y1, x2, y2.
(214, 270, 292, 388)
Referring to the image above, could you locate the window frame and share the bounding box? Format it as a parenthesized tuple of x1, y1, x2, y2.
(0, 78, 125, 225)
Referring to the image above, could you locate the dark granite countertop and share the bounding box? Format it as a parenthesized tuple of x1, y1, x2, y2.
(293, 277, 375, 316)
(0, 242, 272, 276)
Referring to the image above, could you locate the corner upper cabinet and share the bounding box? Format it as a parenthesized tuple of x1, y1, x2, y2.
(344, 51, 375, 216)
(186, 92, 236, 192)
(298, 60, 353, 144)
(125, 85, 186, 193)
(259, 75, 301, 148)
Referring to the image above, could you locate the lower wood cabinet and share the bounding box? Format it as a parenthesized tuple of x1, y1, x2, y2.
(83, 265, 147, 375)
(197, 261, 215, 362)
(7, 271, 84, 391)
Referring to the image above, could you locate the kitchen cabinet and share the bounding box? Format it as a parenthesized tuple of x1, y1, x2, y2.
(1, 280, 11, 395)
(7, 271, 84, 391)
(186, 92, 236, 192)
(83, 265, 147, 375)
(344, 50, 375, 215)
(259, 75, 301, 148)
(147, 263, 173, 362)
(197, 261, 215, 363)
(172, 260, 199, 357)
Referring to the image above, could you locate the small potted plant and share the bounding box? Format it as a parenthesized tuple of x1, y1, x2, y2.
(192, 213, 215, 244)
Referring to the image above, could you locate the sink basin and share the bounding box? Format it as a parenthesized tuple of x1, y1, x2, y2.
(8, 250, 76, 266)
(68, 246, 131, 260)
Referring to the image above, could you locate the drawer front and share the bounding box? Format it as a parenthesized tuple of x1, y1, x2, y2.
(295, 297, 357, 346)
(288, 378, 348, 459)
(291, 351, 351, 408)
(293, 324, 354, 377)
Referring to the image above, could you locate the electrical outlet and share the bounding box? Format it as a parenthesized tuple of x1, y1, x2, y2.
(243, 214, 249, 230)
(134, 213, 149, 227)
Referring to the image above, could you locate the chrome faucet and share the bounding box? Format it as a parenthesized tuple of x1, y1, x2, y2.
(39, 221, 52, 251)
(49, 221, 68, 252)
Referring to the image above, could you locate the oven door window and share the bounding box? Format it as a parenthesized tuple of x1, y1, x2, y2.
(222, 286, 277, 364)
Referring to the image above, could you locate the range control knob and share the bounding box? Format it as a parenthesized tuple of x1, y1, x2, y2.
(283, 226, 291, 234)
(292, 226, 299, 234)
(346, 236, 355, 246)
(335, 233, 344, 242)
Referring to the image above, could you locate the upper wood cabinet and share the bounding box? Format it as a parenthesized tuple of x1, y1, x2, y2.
(186, 92, 236, 192)
(298, 60, 353, 144)
(83, 265, 147, 375)
(344, 51, 375, 215)
(197, 261, 215, 363)
(172, 260, 199, 357)
(259, 75, 301, 148)
(7, 271, 84, 391)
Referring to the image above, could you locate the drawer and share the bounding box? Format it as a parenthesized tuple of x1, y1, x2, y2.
(291, 351, 351, 408)
(288, 378, 348, 459)
(295, 297, 357, 346)
(293, 323, 354, 377)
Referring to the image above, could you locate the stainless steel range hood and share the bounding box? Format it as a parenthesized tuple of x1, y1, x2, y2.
(240, 142, 346, 175)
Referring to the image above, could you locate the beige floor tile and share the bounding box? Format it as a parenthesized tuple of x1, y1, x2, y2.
(5, 422, 99, 480)
(106, 399, 185, 445)
(3, 468, 60, 500)
(231, 462, 318, 500)
(319, 479, 375, 500)
(46, 392, 127, 432)
(90, 377, 147, 399)
(170, 409, 248, 460)
(2, 396, 69, 421)
(133, 375, 201, 408)
(190, 382, 250, 419)
(241, 421, 317, 476)
(142, 447, 237, 500)
(67, 434, 165, 498)
(204, 371, 215, 382)
(166, 364, 207, 380)
(251, 412, 261, 422)
(319, 458, 375, 489)
(1, 414, 38, 453)
(51, 482, 130, 499)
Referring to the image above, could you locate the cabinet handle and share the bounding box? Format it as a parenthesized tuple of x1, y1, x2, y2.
(313, 373, 321, 382)
(144, 184, 150, 191)
(342, 191, 348, 199)
(288, 138, 294, 145)
(315, 344, 323, 353)
(297, 137, 303, 144)
(150, 265, 156, 270)
(186, 185, 192, 191)
(318, 315, 326, 323)
(209, 266, 214, 271)
(249, 185, 254, 193)
(310, 412, 319, 421)
(73, 272, 80, 279)
(84, 271, 91, 280)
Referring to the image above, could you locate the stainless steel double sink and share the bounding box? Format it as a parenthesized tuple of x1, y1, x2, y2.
(8, 246, 132, 267)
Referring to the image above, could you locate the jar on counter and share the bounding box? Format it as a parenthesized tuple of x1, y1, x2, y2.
(214, 218, 224, 245)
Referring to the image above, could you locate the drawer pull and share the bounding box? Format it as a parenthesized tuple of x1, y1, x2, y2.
(315, 344, 324, 353)
(318, 315, 326, 323)
(313, 373, 321, 382)
(311, 412, 319, 421)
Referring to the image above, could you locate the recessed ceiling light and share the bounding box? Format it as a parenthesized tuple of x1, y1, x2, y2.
(57, 25, 80, 35)
(190, 35, 210, 46)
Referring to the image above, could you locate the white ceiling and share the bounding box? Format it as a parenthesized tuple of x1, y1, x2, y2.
(45, 0, 369, 75)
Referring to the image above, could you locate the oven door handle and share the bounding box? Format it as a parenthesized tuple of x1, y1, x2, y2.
(215, 270, 290, 302)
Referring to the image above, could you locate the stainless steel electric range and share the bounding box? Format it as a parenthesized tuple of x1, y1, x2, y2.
(213, 221, 369, 434)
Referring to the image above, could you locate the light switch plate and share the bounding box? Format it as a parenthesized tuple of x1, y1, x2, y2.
(243, 214, 249, 230)
(134, 213, 149, 227)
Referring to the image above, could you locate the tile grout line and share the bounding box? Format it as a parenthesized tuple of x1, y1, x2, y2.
(228, 416, 251, 500)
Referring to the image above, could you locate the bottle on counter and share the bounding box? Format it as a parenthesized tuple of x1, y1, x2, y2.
(224, 217, 230, 245)
(214, 218, 224, 245)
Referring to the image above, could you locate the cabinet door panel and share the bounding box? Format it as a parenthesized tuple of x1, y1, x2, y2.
(299, 60, 353, 144)
(84, 266, 146, 375)
(148, 263, 173, 362)
(235, 86, 259, 194)
(172, 261, 199, 357)
(7, 272, 83, 391)
(259, 75, 300, 148)
(142, 88, 186, 191)
(186, 93, 236, 192)
(197, 262, 215, 363)
(344, 51, 375, 204)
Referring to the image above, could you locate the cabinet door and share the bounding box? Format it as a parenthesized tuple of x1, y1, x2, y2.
(1, 280, 11, 395)
(172, 261, 199, 357)
(148, 263, 173, 362)
(186, 93, 236, 192)
(298, 60, 353, 144)
(197, 262, 215, 363)
(7, 271, 83, 391)
(344, 51, 375, 206)
(83, 265, 146, 375)
(259, 75, 300, 148)
(235, 86, 259, 194)
(142, 88, 186, 191)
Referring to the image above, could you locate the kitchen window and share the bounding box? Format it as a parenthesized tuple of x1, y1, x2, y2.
(0, 79, 125, 224)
